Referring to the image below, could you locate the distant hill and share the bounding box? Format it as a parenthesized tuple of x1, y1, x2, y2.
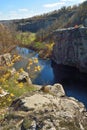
(0, 1, 87, 33)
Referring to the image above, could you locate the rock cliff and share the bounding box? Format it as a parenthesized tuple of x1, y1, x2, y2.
(18, 18, 54, 32)
(0, 84, 87, 130)
(52, 27, 87, 73)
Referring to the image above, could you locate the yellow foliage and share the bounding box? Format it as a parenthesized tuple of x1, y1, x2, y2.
(3, 72, 11, 79)
(46, 42, 54, 50)
(17, 82, 24, 88)
(15, 80, 19, 84)
(10, 93, 14, 97)
(34, 65, 41, 71)
(33, 58, 38, 63)
(19, 68, 24, 72)
(12, 55, 21, 63)
(7, 98, 12, 102)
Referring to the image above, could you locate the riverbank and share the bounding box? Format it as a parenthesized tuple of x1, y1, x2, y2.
(17, 32, 54, 59)
(19, 42, 53, 59)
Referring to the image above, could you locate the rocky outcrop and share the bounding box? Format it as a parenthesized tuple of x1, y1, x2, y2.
(18, 18, 54, 32)
(0, 87, 9, 97)
(10, 67, 16, 76)
(0, 53, 11, 66)
(18, 71, 32, 84)
(1, 84, 87, 130)
(52, 27, 87, 73)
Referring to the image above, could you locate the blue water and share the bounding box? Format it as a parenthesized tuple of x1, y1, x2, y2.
(33, 60, 54, 85)
(15, 47, 87, 108)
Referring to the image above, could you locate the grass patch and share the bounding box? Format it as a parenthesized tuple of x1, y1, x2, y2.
(31, 42, 46, 50)
(17, 32, 36, 45)
(0, 71, 37, 109)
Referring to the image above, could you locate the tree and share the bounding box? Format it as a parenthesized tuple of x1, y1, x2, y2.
(0, 24, 18, 54)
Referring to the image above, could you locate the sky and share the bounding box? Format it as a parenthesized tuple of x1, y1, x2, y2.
(0, 0, 86, 20)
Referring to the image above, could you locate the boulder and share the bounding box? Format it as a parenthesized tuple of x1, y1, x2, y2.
(0, 53, 11, 66)
(0, 87, 9, 97)
(17, 71, 32, 84)
(1, 84, 87, 130)
(10, 67, 16, 76)
(41, 83, 65, 97)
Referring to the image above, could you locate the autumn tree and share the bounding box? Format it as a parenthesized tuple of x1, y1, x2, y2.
(0, 24, 18, 54)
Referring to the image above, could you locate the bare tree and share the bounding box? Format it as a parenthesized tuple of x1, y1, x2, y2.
(0, 24, 18, 54)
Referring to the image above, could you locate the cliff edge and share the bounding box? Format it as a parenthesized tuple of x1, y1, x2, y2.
(52, 27, 87, 73)
(0, 84, 87, 130)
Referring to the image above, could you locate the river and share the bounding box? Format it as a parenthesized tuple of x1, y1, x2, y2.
(14, 47, 87, 108)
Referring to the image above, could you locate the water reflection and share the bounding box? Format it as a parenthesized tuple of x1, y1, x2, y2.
(16, 47, 38, 58)
(52, 61, 87, 108)
(33, 60, 54, 85)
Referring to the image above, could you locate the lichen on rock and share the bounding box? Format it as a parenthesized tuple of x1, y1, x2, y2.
(0, 83, 87, 130)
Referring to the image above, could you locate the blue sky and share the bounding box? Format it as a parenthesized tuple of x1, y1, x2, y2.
(0, 0, 85, 20)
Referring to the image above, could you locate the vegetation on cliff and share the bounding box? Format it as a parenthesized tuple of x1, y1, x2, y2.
(0, 54, 41, 121)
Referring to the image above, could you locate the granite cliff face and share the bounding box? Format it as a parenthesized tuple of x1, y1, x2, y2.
(52, 27, 87, 73)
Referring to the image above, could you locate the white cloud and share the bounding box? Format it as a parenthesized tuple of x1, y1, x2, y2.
(43, 2, 65, 8)
(0, 10, 32, 20)
(18, 8, 29, 12)
(61, 0, 85, 3)
(61, 0, 73, 2)
(78, 0, 85, 3)
(43, 0, 85, 9)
